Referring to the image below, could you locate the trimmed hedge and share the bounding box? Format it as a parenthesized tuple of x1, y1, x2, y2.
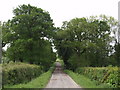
(2, 62, 43, 86)
(4, 61, 56, 88)
(76, 66, 119, 88)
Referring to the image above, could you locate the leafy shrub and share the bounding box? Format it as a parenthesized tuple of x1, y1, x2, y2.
(76, 66, 119, 88)
(68, 54, 91, 70)
(2, 62, 43, 86)
(4, 62, 56, 88)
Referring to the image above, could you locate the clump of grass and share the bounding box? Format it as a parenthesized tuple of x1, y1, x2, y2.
(64, 70, 113, 88)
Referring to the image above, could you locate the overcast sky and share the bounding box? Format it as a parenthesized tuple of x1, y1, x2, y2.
(0, 0, 119, 27)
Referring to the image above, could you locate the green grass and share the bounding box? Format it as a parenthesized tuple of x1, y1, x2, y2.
(64, 70, 114, 88)
(4, 70, 52, 88)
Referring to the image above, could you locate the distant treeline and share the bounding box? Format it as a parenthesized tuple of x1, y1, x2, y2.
(1, 4, 120, 71)
(54, 15, 120, 70)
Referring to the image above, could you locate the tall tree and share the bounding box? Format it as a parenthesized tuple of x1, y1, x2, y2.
(2, 4, 56, 69)
(55, 15, 117, 69)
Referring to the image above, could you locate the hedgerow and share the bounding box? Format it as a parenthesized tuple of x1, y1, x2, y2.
(76, 66, 119, 88)
(2, 62, 43, 86)
(4, 61, 56, 88)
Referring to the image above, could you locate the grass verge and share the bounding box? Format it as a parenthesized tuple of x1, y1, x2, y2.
(64, 70, 114, 88)
(4, 67, 54, 88)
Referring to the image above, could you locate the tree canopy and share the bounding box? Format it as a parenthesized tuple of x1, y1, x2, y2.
(2, 4, 119, 70)
(2, 4, 56, 70)
(54, 15, 118, 70)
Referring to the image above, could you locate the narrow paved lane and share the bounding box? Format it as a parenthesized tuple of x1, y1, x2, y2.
(45, 62, 81, 88)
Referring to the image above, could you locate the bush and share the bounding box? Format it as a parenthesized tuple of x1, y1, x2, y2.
(4, 62, 56, 88)
(76, 66, 119, 88)
(68, 54, 91, 70)
(2, 62, 43, 86)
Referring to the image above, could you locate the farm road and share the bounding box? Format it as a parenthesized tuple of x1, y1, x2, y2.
(45, 62, 82, 88)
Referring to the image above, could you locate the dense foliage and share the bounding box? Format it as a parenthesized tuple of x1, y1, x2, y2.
(114, 43, 120, 66)
(2, 62, 43, 86)
(76, 66, 119, 88)
(4, 61, 56, 88)
(2, 4, 56, 70)
(65, 70, 114, 88)
(54, 15, 118, 70)
(1, 4, 119, 88)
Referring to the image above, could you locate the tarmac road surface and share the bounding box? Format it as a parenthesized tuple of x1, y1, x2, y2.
(45, 62, 82, 88)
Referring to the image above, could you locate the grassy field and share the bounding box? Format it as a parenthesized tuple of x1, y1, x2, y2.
(64, 70, 114, 88)
(4, 67, 54, 88)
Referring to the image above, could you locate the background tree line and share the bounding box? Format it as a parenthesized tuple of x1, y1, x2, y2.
(54, 15, 119, 70)
(1, 4, 120, 71)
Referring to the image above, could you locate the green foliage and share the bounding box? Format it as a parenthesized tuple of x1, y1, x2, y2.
(64, 70, 114, 88)
(2, 4, 56, 69)
(2, 62, 43, 86)
(76, 67, 119, 88)
(54, 15, 118, 69)
(0, 64, 1, 89)
(64, 70, 97, 88)
(5, 70, 51, 88)
(68, 53, 90, 70)
(114, 43, 120, 66)
(4, 62, 56, 88)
